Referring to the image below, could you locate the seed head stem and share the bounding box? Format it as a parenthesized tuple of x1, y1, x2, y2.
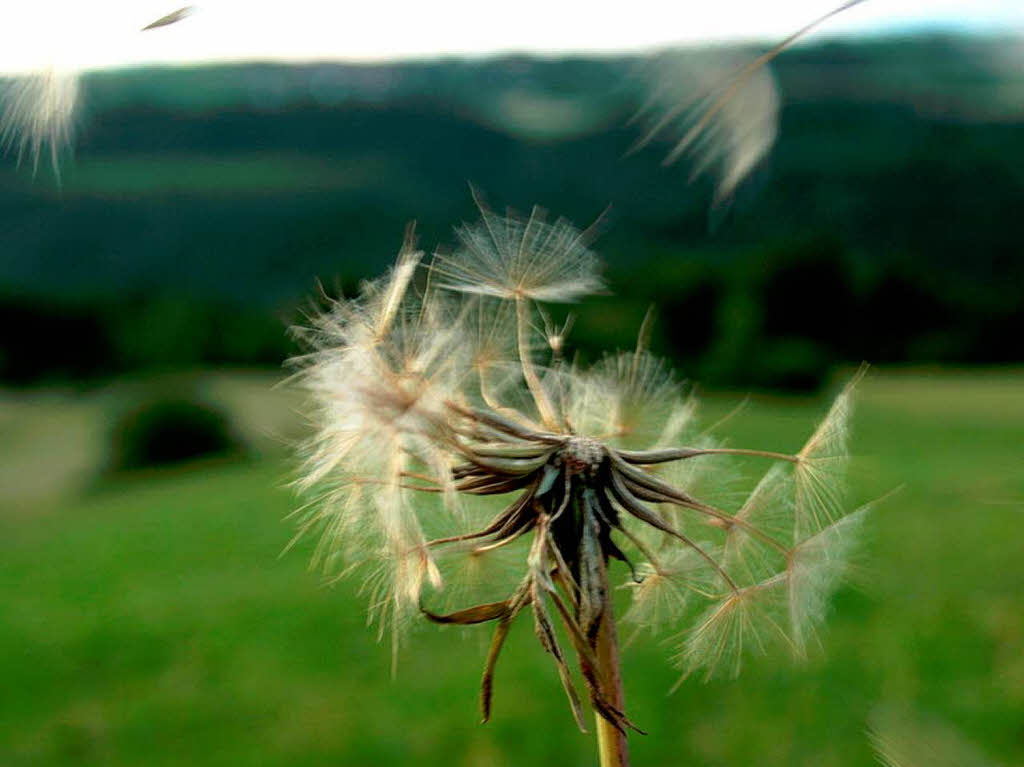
(516, 296, 559, 430)
(617, 447, 798, 465)
(594, 555, 630, 767)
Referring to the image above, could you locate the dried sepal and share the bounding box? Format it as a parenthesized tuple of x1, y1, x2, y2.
(529, 577, 588, 730)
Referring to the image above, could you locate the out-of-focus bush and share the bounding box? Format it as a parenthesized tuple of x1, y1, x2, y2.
(107, 395, 243, 472)
(0, 293, 294, 387)
(4, 39, 1024, 392)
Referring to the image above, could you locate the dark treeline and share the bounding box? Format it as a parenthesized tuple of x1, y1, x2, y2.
(2, 35, 1021, 389)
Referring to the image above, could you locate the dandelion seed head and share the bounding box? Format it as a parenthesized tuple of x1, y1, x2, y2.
(290, 205, 871, 718)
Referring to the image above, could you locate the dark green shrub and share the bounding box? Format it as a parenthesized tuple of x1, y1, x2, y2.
(108, 396, 241, 471)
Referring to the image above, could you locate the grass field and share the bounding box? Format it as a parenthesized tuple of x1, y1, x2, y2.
(2, 370, 1022, 766)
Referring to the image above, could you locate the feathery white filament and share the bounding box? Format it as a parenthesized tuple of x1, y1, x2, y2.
(1, 69, 79, 176)
(435, 204, 604, 303)
(634, 50, 779, 202)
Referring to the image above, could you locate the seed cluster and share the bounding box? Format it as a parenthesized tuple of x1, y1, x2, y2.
(291, 203, 866, 733)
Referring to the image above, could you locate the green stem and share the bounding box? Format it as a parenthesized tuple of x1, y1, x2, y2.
(594, 559, 629, 767)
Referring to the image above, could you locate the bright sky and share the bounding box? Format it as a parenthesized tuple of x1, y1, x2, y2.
(1, 0, 1022, 74)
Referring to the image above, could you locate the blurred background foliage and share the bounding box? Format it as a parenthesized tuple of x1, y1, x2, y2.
(2, 34, 1022, 391)
(2, 30, 1023, 767)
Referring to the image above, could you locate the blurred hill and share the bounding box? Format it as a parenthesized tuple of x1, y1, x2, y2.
(2, 34, 1022, 388)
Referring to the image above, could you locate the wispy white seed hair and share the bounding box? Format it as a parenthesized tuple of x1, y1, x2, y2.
(684, 63, 779, 202)
(721, 463, 794, 580)
(786, 504, 868, 656)
(434, 202, 605, 303)
(630, 1, 867, 203)
(290, 243, 471, 642)
(569, 349, 682, 447)
(650, 396, 700, 453)
(623, 545, 717, 635)
(621, 374, 870, 681)
(2, 4, 196, 177)
(632, 50, 779, 202)
(423, 537, 523, 617)
(676, 579, 787, 682)
(793, 370, 862, 539)
(465, 298, 528, 412)
(869, 707, 998, 767)
(1, 69, 79, 177)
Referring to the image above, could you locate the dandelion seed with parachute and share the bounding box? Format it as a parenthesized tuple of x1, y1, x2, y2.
(1, 4, 195, 177)
(629, 0, 871, 202)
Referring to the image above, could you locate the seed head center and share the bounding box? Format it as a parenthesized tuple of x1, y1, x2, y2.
(561, 436, 604, 476)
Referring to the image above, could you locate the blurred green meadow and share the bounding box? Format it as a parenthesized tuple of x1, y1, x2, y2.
(2, 369, 1021, 766)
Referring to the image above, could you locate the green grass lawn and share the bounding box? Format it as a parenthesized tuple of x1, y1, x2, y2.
(2, 370, 1022, 766)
